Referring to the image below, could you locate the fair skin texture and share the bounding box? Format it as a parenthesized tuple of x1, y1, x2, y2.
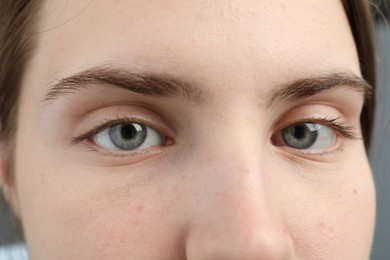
(0, 0, 375, 259)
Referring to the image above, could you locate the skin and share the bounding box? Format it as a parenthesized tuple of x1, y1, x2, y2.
(0, 0, 375, 259)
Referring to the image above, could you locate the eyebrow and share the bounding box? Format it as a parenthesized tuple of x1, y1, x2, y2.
(266, 72, 372, 108)
(43, 67, 371, 108)
(43, 67, 205, 104)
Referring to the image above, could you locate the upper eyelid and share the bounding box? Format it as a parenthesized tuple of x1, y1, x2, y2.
(276, 116, 343, 130)
(69, 104, 178, 144)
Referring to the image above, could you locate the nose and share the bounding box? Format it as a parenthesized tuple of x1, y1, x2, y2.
(184, 144, 295, 259)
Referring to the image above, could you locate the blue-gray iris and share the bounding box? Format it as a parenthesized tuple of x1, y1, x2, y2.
(108, 123, 147, 150)
(281, 123, 318, 149)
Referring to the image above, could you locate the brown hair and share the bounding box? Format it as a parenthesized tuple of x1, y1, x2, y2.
(0, 0, 42, 185)
(341, 0, 377, 149)
(0, 0, 377, 183)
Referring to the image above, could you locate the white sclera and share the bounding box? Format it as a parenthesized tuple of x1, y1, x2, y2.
(306, 124, 336, 149)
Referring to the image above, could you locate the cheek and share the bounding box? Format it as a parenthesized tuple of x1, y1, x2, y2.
(17, 165, 186, 259)
(53, 192, 180, 258)
(13, 134, 185, 259)
(287, 169, 375, 259)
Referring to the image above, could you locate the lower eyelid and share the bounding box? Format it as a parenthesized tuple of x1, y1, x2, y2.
(273, 139, 346, 165)
(81, 137, 170, 161)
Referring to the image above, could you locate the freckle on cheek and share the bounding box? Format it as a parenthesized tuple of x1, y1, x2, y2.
(318, 222, 325, 229)
(317, 221, 334, 239)
(353, 188, 358, 195)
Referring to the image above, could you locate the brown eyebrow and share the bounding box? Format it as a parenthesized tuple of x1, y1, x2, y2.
(43, 67, 371, 109)
(266, 72, 372, 108)
(43, 67, 205, 104)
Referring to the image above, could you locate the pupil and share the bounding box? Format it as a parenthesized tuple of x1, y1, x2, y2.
(293, 125, 306, 139)
(121, 124, 137, 140)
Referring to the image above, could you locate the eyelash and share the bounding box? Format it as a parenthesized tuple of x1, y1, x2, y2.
(71, 115, 359, 158)
(71, 116, 170, 146)
(271, 116, 360, 160)
(274, 116, 359, 140)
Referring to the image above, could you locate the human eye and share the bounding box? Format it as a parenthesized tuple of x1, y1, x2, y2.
(72, 117, 171, 153)
(92, 122, 162, 151)
(271, 117, 359, 153)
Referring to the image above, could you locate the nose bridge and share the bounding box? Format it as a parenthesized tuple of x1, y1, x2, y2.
(184, 134, 293, 259)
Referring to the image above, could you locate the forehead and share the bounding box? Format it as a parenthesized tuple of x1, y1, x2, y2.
(31, 0, 359, 91)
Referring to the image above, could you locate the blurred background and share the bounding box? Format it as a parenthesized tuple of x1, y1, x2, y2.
(1, 1, 390, 259)
(370, 1, 390, 258)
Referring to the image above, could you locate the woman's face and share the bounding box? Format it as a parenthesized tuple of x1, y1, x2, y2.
(3, 0, 375, 259)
